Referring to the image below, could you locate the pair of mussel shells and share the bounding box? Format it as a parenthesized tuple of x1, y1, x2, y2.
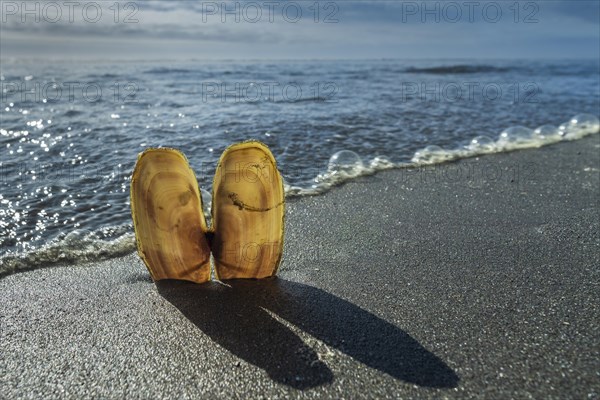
(130, 141, 285, 283)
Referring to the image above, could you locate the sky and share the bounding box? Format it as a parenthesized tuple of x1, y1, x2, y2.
(0, 0, 599, 60)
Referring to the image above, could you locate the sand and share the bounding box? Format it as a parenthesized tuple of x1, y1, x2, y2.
(1, 135, 599, 399)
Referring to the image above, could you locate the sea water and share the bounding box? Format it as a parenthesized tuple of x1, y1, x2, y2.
(1, 59, 599, 273)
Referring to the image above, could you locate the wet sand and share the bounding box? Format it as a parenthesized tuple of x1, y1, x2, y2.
(1, 135, 599, 399)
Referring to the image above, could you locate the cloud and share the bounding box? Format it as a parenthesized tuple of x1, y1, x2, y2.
(0, 0, 598, 59)
(546, 1, 600, 24)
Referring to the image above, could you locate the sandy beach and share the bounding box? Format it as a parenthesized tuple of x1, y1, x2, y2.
(1, 134, 599, 399)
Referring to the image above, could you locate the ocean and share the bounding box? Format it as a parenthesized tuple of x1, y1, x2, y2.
(1, 58, 599, 273)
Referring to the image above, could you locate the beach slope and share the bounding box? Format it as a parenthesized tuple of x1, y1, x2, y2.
(1, 135, 599, 399)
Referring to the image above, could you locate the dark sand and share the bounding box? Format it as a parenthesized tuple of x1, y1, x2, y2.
(1, 135, 599, 399)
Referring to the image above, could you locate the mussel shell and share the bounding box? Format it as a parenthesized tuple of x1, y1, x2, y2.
(211, 141, 285, 280)
(130, 149, 211, 283)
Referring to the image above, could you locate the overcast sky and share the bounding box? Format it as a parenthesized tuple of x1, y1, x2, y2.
(1, 0, 599, 60)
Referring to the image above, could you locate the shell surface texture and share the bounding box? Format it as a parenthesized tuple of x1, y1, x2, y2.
(130, 141, 285, 283)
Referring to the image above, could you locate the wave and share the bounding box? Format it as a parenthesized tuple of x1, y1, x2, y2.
(285, 114, 600, 196)
(1, 114, 598, 278)
(405, 65, 511, 74)
(0, 226, 136, 278)
(85, 73, 120, 79)
(280, 97, 331, 104)
(144, 67, 193, 75)
(63, 109, 84, 117)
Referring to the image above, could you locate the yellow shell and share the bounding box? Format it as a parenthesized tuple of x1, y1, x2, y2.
(130, 149, 211, 283)
(130, 141, 284, 283)
(212, 141, 285, 280)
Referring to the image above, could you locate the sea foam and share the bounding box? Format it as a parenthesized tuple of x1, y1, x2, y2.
(285, 114, 599, 196)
